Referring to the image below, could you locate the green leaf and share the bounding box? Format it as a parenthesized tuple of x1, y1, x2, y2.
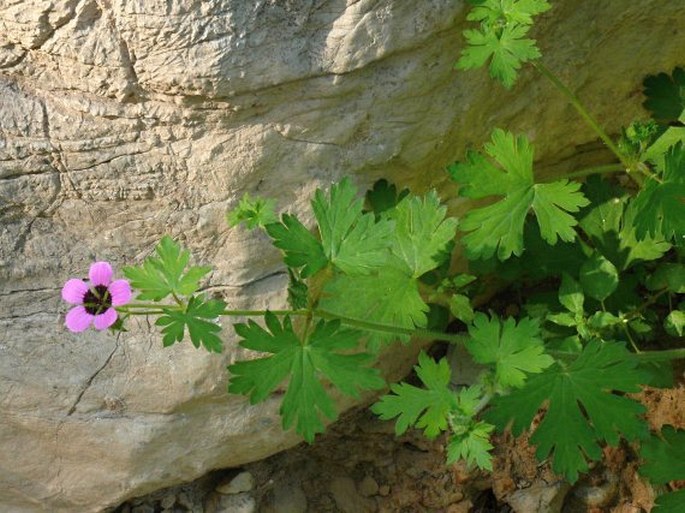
(457, 23, 542, 89)
(465, 313, 553, 389)
(632, 143, 685, 242)
(227, 193, 278, 229)
(558, 273, 584, 315)
(449, 294, 475, 323)
(467, 0, 551, 26)
(640, 426, 685, 484)
(653, 489, 685, 513)
(643, 67, 685, 124)
(579, 252, 619, 302)
(228, 314, 384, 442)
(646, 263, 685, 293)
(371, 352, 455, 438)
(449, 129, 588, 260)
(388, 192, 458, 277)
(123, 236, 211, 301)
(156, 296, 226, 353)
(665, 309, 685, 337)
(486, 340, 649, 483)
(287, 269, 308, 310)
(265, 214, 328, 278)
(364, 179, 410, 219)
(312, 178, 394, 275)
(321, 258, 428, 347)
(446, 421, 495, 470)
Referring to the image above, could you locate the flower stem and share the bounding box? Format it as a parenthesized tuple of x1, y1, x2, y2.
(532, 61, 631, 169)
(560, 163, 626, 181)
(314, 309, 469, 345)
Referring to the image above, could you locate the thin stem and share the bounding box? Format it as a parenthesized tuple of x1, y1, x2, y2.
(532, 62, 631, 169)
(632, 348, 685, 362)
(559, 163, 626, 181)
(314, 309, 469, 345)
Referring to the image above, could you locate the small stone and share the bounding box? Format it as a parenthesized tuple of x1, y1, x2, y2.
(358, 475, 379, 497)
(330, 476, 377, 513)
(131, 505, 155, 513)
(216, 471, 255, 495)
(267, 484, 307, 513)
(378, 485, 391, 497)
(217, 492, 256, 513)
(177, 492, 194, 509)
(160, 494, 176, 509)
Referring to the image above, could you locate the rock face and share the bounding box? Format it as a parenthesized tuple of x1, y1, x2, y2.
(0, 1, 683, 511)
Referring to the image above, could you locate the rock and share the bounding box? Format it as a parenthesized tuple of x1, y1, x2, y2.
(329, 476, 377, 513)
(506, 481, 569, 513)
(216, 472, 255, 495)
(131, 505, 155, 513)
(160, 494, 176, 509)
(358, 475, 380, 497)
(205, 492, 256, 513)
(378, 484, 391, 497)
(261, 484, 308, 513)
(2, 1, 685, 512)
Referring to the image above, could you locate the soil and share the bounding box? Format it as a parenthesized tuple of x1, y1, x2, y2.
(114, 383, 685, 513)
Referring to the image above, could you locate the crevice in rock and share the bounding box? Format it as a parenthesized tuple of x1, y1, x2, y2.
(66, 341, 119, 416)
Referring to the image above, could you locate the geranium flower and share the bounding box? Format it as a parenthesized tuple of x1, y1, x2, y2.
(61, 261, 132, 332)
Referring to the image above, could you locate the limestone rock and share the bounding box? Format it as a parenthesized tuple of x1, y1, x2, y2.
(1, 1, 684, 512)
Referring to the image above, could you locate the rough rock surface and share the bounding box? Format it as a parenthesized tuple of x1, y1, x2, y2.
(0, 1, 683, 512)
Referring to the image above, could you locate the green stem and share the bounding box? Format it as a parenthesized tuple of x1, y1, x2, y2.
(632, 349, 685, 362)
(560, 163, 626, 181)
(532, 62, 631, 169)
(314, 309, 469, 344)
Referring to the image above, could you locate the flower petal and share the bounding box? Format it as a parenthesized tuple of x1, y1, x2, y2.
(62, 279, 89, 304)
(93, 307, 118, 330)
(108, 279, 132, 306)
(65, 306, 94, 332)
(89, 261, 113, 286)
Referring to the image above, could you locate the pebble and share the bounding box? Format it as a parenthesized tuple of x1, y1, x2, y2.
(160, 494, 176, 509)
(207, 491, 256, 513)
(262, 484, 308, 513)
(329, 476, 377, 513)
(506, 481, 569, 513)
(378, 484, 391, 497)
(216, 471, 255, 495)
(358, 475, 379, 497)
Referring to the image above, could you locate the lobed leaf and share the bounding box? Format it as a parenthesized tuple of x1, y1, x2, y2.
(466, 313, 553, 389)
(486, 340, 649, 483)
(123, 236, 211, 301)
(228, 313, 384, 442)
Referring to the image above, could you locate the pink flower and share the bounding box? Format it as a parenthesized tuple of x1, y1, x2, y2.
(61, 262, 132, 332)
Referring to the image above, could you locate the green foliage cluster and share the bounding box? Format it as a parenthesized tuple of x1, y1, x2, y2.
(114, 1, 685, 508)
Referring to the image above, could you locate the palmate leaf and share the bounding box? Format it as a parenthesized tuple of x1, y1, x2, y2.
(265, 214, 328, 278)
(227, 193, 278, 229)
(388, 192, 458, 277)
(123, 236, 211, 301)
(156, 296, 226, 353)
(640, 426, 685, 484)
(640, 426, 685, 513)
(643, 66, 685, 124)
(364, 179, 410, 219)
(457, 24, 541, 89)
(228, 313, 384, 442)
(486, 340, 649, 483)
(312, 178, 394, 275)
(321, 258, 429, 348)
(467, 0, 551, 26)
(465, 313, 553, 389)
(449, 129, 589, 260)
(632, 143, 685, 243)
(447, 420, 495, 470)
(372, 351, 455, 438)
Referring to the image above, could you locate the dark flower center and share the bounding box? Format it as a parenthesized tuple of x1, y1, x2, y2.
(83, 285, 112, 315)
